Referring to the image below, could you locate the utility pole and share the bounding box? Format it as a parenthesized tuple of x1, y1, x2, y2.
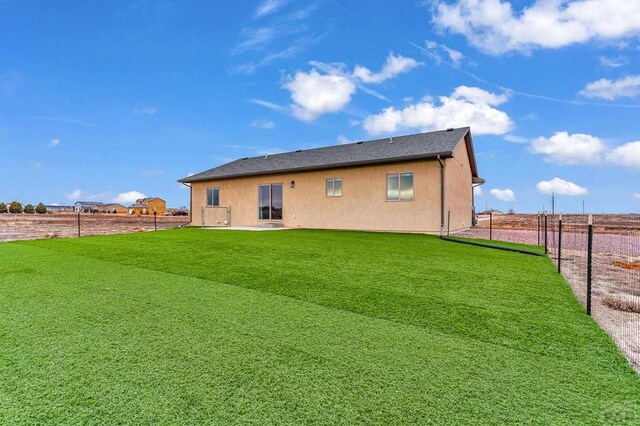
(551, 192, 555, 215)
(582, 200, 585, 215)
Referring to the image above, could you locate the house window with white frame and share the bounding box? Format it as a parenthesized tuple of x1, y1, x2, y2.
(386, 173, 414, 201)
(326, 178, 343, 197)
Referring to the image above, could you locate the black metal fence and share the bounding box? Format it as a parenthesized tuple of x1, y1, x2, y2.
(455, 212, 639, 371)
(547, 214, 640, 371)
(0, 212, 189, 242)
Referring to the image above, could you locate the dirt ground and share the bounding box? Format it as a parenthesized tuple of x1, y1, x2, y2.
(457, 214, 640, 372)
(0, 213, 189, 242)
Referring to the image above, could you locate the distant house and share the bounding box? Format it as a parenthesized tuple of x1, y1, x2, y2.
(74, 201, 104, 213)
(45, 205, 73, 213)
(100, 203, 128, 214)
(179, 127, 484, 233)
(129, 197, 166, 215)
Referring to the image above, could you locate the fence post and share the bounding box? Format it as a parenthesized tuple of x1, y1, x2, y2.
(586, 214, 593, 315)
(537, 213, 540, 246)
(154, 210, 157, 231)
(489, 210, 493, 241)
(544, 213, 548, 254)
(557, 213, 562, 273)
(447, 210, 451, 236)
(77, 211, 81, 237)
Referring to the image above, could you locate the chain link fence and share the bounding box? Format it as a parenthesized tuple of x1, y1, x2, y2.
(0, 213, 190, 242)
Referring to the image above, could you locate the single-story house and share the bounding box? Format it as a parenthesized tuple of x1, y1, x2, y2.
(129, 197, 166, 215)
(100, 203, 128, 214)
(178, 127, 484, 234)
(74, 201, 104, 213)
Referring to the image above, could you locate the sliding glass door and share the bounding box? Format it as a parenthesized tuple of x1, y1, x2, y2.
(258, 184, 283, 220)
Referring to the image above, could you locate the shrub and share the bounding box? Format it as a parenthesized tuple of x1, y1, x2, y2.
(8, 201, 22, 213)
(35, 203, 47, 214)
(23, 204, 35, 214)
(0, 203, 6, 213)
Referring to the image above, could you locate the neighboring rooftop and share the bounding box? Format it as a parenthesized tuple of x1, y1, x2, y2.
(180, 127, 480, 183)
(76, 201, 104, 206)
(135, 197, 164, 204)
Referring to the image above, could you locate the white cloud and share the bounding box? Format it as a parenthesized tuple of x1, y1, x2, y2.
(132, 107, 158, 115)
(66, 189, 83, 201)
(112, 191, 147, 205)
(422, 40, 465, 67)
(443, 46, 464, 66)
(536, 178, 588, 196)
(579, 75, 640, 100)
(530, 132, 606, 165)
(280, 53, 422, 121)
(248, 98, 287, 112)
(433, 0, 640, 55)
(49, 138, 60, 148)
(284, 68, 356, 121)
(66, 189, 109, 202)
(362, 86, 513, 135)
(633, 192, 640, 200)
(452, 85, 508, 105)
(251, 119, 275, 129)
(504, 134, 529, 144)
(606, 141, 640, 169)
(255, 0, 288, 18)
(352, 53, 422, 84)
(474, 186, 484, 196)
(490, 188, 516, 202)
(336, 134, 352, 145)
(599, 55, 629, 68)
(231, 27, 275, 55)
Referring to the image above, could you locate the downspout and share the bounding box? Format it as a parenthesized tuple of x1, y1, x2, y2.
(471, 183, 483, 226)
(181, 181, 192, 227)
(437, 155, 445, 237)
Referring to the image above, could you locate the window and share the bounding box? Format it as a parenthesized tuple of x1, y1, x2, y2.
(258, 184, 282, 220)
(326, 178, 343, 197)
(386, 173, 414, 201)
(207, 188, 219, 206)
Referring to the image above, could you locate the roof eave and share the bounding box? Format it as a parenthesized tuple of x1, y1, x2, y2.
(177, 152, 455, 183)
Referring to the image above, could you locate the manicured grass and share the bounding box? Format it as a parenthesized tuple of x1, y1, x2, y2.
(0, 228, 638, 424)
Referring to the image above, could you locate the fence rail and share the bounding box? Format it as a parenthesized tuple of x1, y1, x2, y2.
(0, 213, 189, 242)
(454, 212, 640, 372)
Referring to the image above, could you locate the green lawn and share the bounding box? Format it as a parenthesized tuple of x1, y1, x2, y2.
(0, 228, 638, 424)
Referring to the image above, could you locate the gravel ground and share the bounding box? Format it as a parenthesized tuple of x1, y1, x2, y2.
(0, 213, 189, 242)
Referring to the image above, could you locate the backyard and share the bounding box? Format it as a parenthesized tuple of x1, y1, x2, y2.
(1, 228, 639, 424)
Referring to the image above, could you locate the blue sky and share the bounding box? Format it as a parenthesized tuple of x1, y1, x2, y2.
(1, 0, 639, 212)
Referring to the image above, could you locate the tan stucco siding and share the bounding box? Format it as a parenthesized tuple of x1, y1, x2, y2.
(190, 159, 445, 233)
(444, 140, 474, 232)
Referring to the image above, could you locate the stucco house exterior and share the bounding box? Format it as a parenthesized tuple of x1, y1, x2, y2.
(129, 197, 166, 215)
(179, 127, 484, 234)
(74, 201, 104, 213)
(100, 203, 128, 214)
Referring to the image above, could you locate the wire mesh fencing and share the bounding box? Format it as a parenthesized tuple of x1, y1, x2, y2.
(451, 210, 543, 245)
(455, 211, 640, 371)
(0, 212, 190, 242)
(590, 215, 639, 371)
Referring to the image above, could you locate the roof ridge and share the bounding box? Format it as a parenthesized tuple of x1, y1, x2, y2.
(180, 127, 472, 183)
